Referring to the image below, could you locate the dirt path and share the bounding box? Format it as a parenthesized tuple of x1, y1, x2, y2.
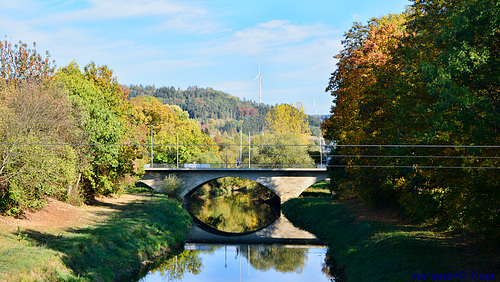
(0, 194, 145, 234)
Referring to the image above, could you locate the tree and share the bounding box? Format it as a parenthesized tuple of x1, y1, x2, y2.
(56, 62, 135, 197)
(0, 83, 80, 214)
(254, 103, 315, 166)
(0, 39, 55, 88)
(399, 0, 499, 234)
(322, 1, 500, 239)
(0, 39, 80, 215)
(265, 103, 311, 138)
(251, 133, 314, 166)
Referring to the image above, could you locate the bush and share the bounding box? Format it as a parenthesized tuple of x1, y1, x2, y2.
(162, 174, 185, 201)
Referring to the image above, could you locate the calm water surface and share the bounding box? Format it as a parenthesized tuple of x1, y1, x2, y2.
(141, 178, 336, 281)
(188, 177, 281, 234)
(140, 244, 332, 282)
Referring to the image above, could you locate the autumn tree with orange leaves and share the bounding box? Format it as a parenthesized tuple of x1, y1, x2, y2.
(0, 39, 55, 88)
(323, 0, 499, 239)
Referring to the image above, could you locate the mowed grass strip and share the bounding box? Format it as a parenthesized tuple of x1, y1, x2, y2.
(0, 194, 192, 281)
(282, 197, 498, 281)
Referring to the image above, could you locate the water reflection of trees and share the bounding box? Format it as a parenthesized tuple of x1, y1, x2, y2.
(190, 177, 280, 233)
(321, 250, 347, 281)
(148, 245, 309, 280)
(241, 245, 308, 273)
(147, 250, 202, 280)
(147, 246, 221, 280)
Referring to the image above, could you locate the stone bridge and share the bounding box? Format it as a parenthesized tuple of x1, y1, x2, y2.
(139, 168, 328, 203)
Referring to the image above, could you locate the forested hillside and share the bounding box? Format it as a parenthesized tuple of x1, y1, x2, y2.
(129, 85, 270, 134)
(129, 85, 324, 136)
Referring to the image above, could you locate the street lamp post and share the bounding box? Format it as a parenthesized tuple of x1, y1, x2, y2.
(225, 146, 228, 168)
(150, 123, 154, 168)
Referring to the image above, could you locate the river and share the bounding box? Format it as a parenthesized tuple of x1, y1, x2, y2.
(140, 244, 334, 281)
(140, 178, 336, 281)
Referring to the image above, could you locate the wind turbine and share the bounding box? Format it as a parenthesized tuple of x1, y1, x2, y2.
(253, 59, 262, 104)
(313, 97, 317, 115)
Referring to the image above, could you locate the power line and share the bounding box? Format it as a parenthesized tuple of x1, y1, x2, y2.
(328, 165, 500, 170)
(333, 144, 500, 149)
(331, 154, 500, 159)
(3, 142, 499, 148)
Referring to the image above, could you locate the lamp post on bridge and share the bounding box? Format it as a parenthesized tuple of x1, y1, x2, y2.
(225, 146, 228, 168)
(149, 121, 156, 168)
(150, 125, 153, 168)
(176, 132, 179, 168)
(320, 137, 323, 168)
(248, 133, 251, 169)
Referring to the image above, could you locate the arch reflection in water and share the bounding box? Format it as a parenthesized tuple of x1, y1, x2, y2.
(141, 244, 334, 282)
(188, 177, 281, 234)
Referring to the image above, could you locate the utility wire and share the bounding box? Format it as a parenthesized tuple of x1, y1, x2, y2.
(329, 165, 500, 170)
(2, 142, 499, 148)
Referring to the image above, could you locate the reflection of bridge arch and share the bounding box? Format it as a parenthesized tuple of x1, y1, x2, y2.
(186, 213, 324, 245)
(139, 168, 328, 203)
(187, 210, 280, 238)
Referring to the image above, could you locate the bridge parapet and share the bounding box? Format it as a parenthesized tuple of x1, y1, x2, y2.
(139, 168, 328, 203)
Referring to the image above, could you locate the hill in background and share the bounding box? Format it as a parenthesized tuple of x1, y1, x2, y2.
(128, 85, 326, 137)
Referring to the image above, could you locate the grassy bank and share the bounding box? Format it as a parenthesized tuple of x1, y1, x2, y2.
(283, 197, 499, 281)
(0, 193, 192, 281)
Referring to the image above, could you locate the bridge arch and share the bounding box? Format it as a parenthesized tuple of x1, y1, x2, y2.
(183, 175, 281, 199)
(139, 168, 328, 203)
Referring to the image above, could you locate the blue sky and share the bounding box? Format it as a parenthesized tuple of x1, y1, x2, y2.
(0, 0, 410, 115)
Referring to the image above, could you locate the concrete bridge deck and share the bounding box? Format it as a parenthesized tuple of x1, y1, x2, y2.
(139, 168, 328, 203)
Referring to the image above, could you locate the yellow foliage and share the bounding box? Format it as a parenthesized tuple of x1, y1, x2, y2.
(264, 103, 311, 140)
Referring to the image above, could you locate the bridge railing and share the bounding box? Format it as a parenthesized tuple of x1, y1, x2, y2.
(145, 163, 327, 169)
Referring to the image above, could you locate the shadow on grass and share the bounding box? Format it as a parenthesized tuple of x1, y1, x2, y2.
(282, 197, 499, 281)
(17, 195, 192, 281)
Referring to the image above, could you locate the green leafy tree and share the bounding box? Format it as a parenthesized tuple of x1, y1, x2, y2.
(399, 0, 499, 234)
(56, 62, 134, 197)
(251, 133, 314, 166)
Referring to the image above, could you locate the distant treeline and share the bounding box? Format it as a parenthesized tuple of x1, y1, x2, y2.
(129, 85, 324, 136)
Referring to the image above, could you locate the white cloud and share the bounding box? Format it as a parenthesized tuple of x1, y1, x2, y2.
(50, 0, 205, 21)
(155, 13, 223, 34)
(10, 0, 221, 36)
(220, 20, 335, 55)
(257, 20, 290, 29)
(0, 0, 41, 10)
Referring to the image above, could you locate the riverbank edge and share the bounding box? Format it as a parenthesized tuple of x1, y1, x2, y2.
(0, 193, 193, 281)
(282, 197, 499, 281)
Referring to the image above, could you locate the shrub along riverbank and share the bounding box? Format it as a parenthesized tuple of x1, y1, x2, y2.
(282, 197, 499, 281)
(0, 192, 192, 281)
